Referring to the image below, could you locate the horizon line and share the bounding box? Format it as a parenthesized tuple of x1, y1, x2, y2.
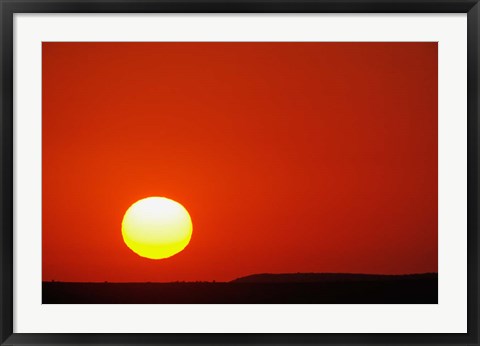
(42, 271, 438, 284)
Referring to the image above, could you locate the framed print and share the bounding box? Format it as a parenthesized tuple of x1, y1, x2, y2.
(1, 0, 479, 345)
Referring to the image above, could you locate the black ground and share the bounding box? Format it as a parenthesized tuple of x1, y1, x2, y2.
(42, 273, 437, 304)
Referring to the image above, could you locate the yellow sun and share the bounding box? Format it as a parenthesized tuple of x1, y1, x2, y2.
(121, 197, 192, 260)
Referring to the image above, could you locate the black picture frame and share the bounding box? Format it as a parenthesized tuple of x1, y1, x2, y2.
(1, 0, 479, 345)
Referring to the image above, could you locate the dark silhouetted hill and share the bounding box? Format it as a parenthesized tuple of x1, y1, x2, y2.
(231, 272, 437, 283)
(43, 272, 437, 304)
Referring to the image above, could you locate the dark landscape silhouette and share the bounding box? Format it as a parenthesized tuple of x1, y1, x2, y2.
(42, 272, 437, 304)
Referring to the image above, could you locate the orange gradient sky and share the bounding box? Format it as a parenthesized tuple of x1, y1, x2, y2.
(42, 42, 437, 282)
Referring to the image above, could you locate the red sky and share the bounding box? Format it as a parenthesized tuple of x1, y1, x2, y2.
(42, 42, 437, 282)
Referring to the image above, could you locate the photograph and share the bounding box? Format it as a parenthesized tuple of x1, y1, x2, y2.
(41, 41, 438, 304)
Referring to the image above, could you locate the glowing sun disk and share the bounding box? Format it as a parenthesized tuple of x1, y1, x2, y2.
(121, 197, 192, 259)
